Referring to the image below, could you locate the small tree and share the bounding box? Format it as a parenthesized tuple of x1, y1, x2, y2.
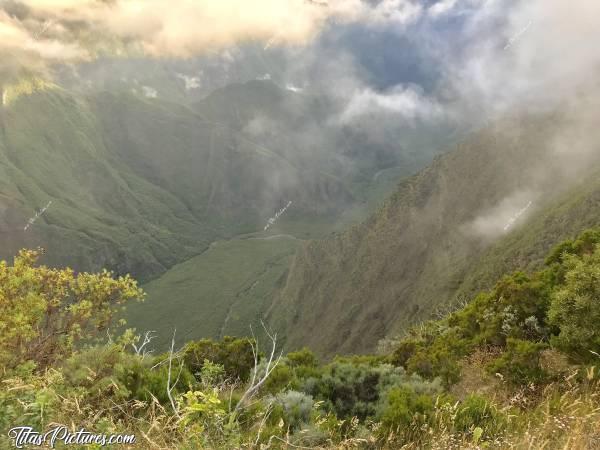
(0, 249, 144, 370)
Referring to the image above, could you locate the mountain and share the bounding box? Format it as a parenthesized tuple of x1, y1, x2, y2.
(57, 43, 289, 104)
(267, 88, 600, 356)
(2, 75, 466, 349)
(121, 79, 461, 347)
(194, 79, 458, 183)
(0, 79, 356, 282)
(0, 81, 206, 280)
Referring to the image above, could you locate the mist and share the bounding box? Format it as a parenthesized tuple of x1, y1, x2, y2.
(2, 0, 599, 241)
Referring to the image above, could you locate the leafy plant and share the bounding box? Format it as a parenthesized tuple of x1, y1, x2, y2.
(548, 246, 600, 362)
(0, 249, 143, 370)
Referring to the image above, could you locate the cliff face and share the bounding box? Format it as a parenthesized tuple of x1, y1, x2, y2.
(268, 96, 600, 356)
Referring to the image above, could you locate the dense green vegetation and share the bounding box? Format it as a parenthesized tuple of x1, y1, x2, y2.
(1, 229, 599, 448)
(0, 79, 411, 284)
(270, 105, 600, 356)
(1, 77, 443, 358)
(0, 82, 212, 281)
(125, 235, 300, 349)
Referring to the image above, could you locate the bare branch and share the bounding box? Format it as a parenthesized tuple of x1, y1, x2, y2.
(233, 322, 282, 415)
(132, 330, 156, 359)
(166, 329, 183, 419)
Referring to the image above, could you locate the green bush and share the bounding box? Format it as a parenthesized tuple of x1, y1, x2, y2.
(302, 362, 441, 420)
(378, 386, 435, 434)
(487, 338, 548, 385)
(389, 339, 420, 367)
(548, 246, 600, 362)
(62, 345, 195, 406)
(0, 249, 143, 370)
(273, 390, 314, 431)
(287, 348, 319, 368)
(184, 336, 255, 382)
(262, 363, 296, 394)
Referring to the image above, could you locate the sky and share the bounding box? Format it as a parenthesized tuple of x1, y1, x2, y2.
(3, 0, 599, 121)
(3, 0, 599, 155)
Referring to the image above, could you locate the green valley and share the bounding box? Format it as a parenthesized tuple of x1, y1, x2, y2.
(125, 235, 300, 349)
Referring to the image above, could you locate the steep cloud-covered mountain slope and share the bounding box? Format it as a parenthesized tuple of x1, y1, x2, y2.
(268, 91, 600, 356)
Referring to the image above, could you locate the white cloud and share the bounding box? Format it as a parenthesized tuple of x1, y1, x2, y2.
(339, 85, 444, 124)
(141, 86, 157, 98)
(428, 0, 458, 18)
(285, 83, 303, 93)
(449, 0, 600, 118)
(362, 0, 423, 26)
(0, 0, 427, 79)
(176, 73, 201, 90)
(467, 190, 538, 239)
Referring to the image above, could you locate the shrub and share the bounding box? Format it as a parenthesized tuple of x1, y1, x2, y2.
(487, 338, 548, 385)
(378, 386, 435, 434)
(389, 339, 420, 368)
(0, 249, 143, 370)
(62, 345, 195, 406)
(199, 359, 226, 387)
(302, 362, 441, 421)
(261, 363, 295, 394)
(184, 337, 255, 382)
(548, 246, 600, 362)
(273, 390, 314, 431)
(287, 348, 319, 368)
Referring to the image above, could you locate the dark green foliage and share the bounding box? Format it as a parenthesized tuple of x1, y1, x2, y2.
(262, 364, 296, 395)
(300, 362, 441, 420)
(389, 273, 551, 384)
(183, 336, 255, 382)
(548, 246, 600, 362)
(287, 348, 319, 368)
(123, 359, 195, 405)
(487, 338, 548, 385)
(448, 272, 551, 346)
(389, 228, 600, 388)
(390, 340, 420, 368)
(62, 346, 195, 406)
(454, 394, 507, 439)
(545, 228, 600, 266)
(378, 386, 435, 434)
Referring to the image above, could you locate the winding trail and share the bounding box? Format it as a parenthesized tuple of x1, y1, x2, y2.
(242, 234, 300, 241)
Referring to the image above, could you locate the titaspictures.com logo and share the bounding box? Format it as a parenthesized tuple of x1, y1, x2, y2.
(8, 426, 136, 448)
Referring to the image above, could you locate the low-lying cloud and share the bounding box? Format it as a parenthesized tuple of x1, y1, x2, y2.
(339, 85, 445, 124)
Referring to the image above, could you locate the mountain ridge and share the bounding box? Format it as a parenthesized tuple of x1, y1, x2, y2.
(267, 96, 600, 356)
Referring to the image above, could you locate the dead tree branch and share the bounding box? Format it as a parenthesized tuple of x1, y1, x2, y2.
(233, 321, 282, 415)
(132, 330, 156, 359)
(167, 329, 184, 419)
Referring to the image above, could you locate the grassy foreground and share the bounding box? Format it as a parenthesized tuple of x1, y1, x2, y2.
(1, 228, 599, 449)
